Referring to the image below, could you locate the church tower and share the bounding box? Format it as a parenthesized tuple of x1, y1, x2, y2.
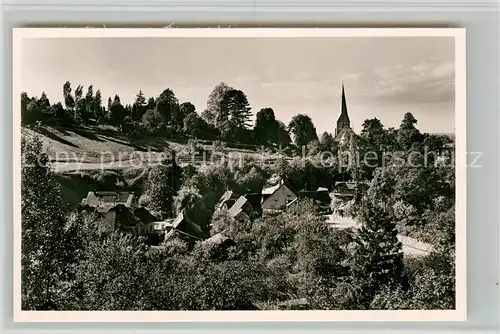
(335, 83, 351, 137)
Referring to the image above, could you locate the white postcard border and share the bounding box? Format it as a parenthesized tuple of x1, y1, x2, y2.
(12, 27, 467, 323)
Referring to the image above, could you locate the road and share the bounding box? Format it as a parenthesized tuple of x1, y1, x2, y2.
(325, 215, 434, 257)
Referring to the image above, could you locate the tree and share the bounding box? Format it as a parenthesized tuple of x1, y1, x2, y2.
(21, 93, 37, 125)
(156, 89, 179, 126)
(146, 97, 156, 110)
(180, 102, 196, 116)
(397, 112, 422, 151)
(288, 114, 318, 148)
(109, 95, 126, 130)
(219, 89, 252, 142)
(358, 118, 389, 179)
(62, 81, 75, 112)
(144, 165, 175, 219)
(132, 90, 147, 121)
(74, 85, 83, 102)
(73, 85, 85, 123)
(142, 109, 163, 133)
(93, 90, 104, 122)
(349, 203, 407, 308)
(38, 92, 51, 115)
(203, 82, 232, 127)
(210, 209, 249, 239)
(319, 131, 335, 152)
(79, 85, 94, 123)
(276, 121, 292, 148)
(182, 112, 202, 138)
(50, 102, 68, 124)
(71, 230, 152, 310)
(21, 135, 69, 309)
(254, 108, 279, 146)
(25, 98, 43, 124)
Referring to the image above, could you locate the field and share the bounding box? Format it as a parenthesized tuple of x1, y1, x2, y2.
(24, 125, 282, 174)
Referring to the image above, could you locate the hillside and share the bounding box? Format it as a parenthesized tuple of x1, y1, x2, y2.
(24, 125, 285, 207)
(24, 125, 282, 174)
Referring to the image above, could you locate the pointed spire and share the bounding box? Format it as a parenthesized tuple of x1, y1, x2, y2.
(341, 83, 348, 118)
(335, 82, 351, 138)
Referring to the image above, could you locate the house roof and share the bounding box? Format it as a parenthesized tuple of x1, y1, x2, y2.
(133, 207, 159, 225)
(262, 182, 282, 195)
(148, 221, 173, 230)
(286, 197, 299, 208)
(228, 196, 249, 218)
(335, 181, 357, 190)
(262, 178, 295, 196)
(84, 191, 135, 208)
(299, 190, 332, 205)
(244, 193, 262, 210)
(172, 211, 185, 229)
(170, 211, 206, 239)
(215, 190, 239, 210)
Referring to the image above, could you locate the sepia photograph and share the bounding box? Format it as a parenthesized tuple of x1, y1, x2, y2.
(13, 28, 466, 322)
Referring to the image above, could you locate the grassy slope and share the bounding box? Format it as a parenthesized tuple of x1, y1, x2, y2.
(25, 125, 279, 206)
(25, 125, 276, 168)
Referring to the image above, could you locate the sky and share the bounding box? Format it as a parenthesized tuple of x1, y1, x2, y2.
(21, 36, 455, 134)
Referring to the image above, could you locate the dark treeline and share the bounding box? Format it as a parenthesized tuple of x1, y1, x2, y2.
(21, 81, 296, 148)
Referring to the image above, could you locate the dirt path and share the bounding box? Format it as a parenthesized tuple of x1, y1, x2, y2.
(325, 215, 434, 257)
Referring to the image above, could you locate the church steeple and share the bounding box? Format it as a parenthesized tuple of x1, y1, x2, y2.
(335, 83, 351, 137)
(341, 83, 348, 119)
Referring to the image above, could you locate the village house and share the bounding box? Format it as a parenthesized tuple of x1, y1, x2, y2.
(80, 191, 175, 244)
(261, 179, 298, 216)
(298, 187, 333, 214)
(80, 203, 143, 234)
(82, 191, 137, 209)
(333, 181, 357, 200)
(80, 191, 138, 232)
(164, 211, 207, 243)
(215, 190, 240, 211)
(227, 195, 257, 223)
(331, 181, 370, 216)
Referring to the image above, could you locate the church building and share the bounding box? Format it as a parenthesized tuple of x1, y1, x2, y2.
(334, 83, 353, 142)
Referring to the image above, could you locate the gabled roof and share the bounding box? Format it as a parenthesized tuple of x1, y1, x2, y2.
(335, 181, 357, 190)
(84, 191, 135, 208)
(262, 179, 296, 196)
(170, 211, 206, 239)
(299, 190, 332, 205)
(133, 207, 159, 225)
(262, 182, 282, 195)
(286, 197, 299, 208)
(244, 193, 262, 210)
(228, 196, 249, 218)
(215, 190, 239, 210)
(172, 211, 186, 229)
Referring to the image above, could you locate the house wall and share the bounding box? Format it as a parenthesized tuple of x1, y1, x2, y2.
(102, 211, 116, 232)
(262, 185, 297, 211)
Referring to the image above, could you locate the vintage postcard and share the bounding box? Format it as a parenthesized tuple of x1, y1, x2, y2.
(13, 28, 466, 322)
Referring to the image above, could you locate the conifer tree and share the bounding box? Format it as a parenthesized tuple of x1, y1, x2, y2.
(349, 202, 406, 308)
(132, 90, 147, 121)
(63, 81, 75, 112)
